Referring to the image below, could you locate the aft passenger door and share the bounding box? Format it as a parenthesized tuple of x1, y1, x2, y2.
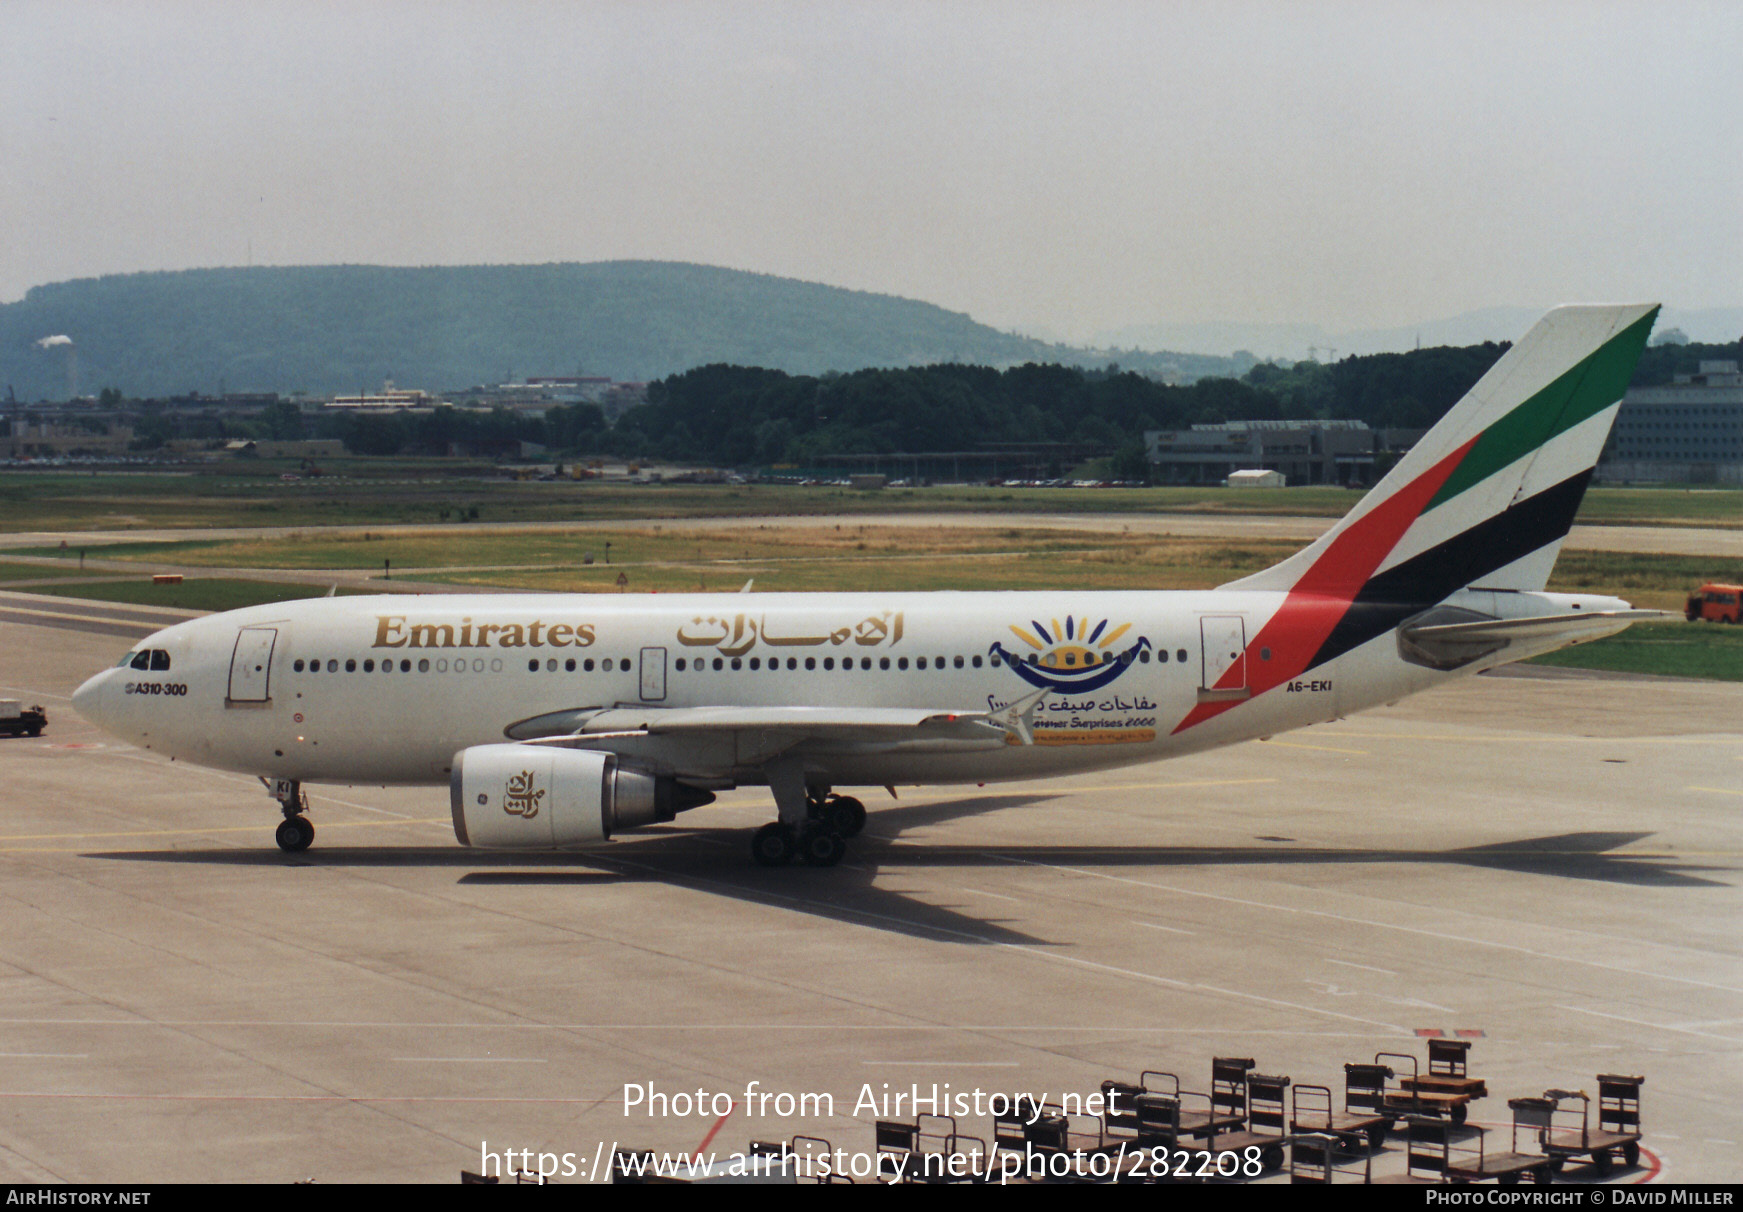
(1197, 614, 1251, 703)
(227, 627, 278, 706)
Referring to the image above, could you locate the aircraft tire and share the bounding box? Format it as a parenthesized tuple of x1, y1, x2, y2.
(825, 796, 866, 838)
(276, 815, 314, 853)
(751, 822, 797, 867)
(798, 825, 846, 868)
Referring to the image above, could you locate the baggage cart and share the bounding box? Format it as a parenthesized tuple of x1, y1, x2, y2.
(1141, 1056, 1255, 1138)
(1440, 1099, 1557, 1185)
(1201, 1072, 1294, 1174)
(1537, 1075, 1644, 1175)
(1377, 1049, 1480, 1125)
(1291, 1132, 1373, 1184)
(1290, 1063, 1392, 1152)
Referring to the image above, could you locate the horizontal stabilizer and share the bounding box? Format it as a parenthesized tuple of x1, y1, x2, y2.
(1402, 609, 1676, 643)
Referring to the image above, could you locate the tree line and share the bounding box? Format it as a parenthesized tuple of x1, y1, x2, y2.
(104, 335, 1743, 468)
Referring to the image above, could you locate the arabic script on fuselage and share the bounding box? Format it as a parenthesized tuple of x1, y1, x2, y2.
(676, 611, 905, 657)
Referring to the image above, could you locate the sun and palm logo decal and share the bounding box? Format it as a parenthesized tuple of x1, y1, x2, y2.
(991, 614, 1152, 693)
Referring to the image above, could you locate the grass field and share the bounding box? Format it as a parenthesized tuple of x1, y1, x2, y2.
(1529, 621, 1743, 681)
(14, 523, 1287, 574)
(0, 560, 97, 581)
(6, 578, 364, 612)
(9, 542, 1739, 679)
(6, 462, 1741, 679)
(5, 462, 1743, 534)
(1544, 550, 1743, 612)
(21, 523, 1735, 605)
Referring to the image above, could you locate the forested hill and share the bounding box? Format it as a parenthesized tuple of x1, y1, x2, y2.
(1, 262, 1153, 400)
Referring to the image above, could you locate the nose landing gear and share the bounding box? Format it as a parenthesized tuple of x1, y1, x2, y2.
(265, 777, 314, 853)
(275, 814, 315, 852)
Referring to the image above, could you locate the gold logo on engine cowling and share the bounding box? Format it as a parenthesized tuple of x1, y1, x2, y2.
(503, 770, 545, 818)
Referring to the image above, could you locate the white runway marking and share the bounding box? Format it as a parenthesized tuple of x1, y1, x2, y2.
(994, 855, 1743, 997)
(604, 854, 1411, 1032)
(1327, 959, 1396, 976)
(0, 684, 73, 702)
(0, 1053, 89, 1059)
(0, 1018, 1402, 1037)
(1557, 1005, 1743, 1045)
(862, 1061, 1019, 1067)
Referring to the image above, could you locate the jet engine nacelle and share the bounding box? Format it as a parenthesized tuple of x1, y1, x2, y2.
(451, 744, 682, 849)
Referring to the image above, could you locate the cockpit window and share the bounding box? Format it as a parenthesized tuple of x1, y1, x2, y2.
(118, 651, 139, 668)
(129, 651, 151, 671)
(149, 650, 171, 671)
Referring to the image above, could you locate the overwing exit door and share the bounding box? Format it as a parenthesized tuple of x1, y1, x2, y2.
(639, 646, 667, 702)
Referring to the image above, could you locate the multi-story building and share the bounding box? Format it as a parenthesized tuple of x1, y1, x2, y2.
(1600, 360, 1743, 484)
(1144, 419, 1420, 487)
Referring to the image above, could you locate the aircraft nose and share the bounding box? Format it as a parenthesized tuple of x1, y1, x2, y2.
(72, 669, 114, 731)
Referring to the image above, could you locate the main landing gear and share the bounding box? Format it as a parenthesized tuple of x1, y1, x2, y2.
(265, 777, 314, 853)
(751, 764, 865, 868)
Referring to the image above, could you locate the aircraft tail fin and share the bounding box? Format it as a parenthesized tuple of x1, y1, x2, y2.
(1222, 303, 1658, 600)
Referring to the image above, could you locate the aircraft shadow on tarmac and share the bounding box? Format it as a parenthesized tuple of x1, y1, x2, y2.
(88, 790, 1729, 947)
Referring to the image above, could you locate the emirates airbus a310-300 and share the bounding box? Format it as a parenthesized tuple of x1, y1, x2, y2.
(74, 304, 1665, 868)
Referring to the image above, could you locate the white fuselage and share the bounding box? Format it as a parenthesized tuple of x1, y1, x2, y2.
(71, 586, 1610, 793)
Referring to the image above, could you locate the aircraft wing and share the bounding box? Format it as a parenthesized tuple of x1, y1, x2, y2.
(506, 691, 1048, 777)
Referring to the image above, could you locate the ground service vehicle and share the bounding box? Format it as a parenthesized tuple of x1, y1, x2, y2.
(1685, 583, 1742, 623)
(0, 700, 47, 737)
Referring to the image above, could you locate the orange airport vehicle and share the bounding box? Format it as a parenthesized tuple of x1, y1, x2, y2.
(1686, 582, 1743, 623)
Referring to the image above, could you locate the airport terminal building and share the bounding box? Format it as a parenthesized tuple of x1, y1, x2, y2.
(1143, 420, 1423, 487)
(1599, 359, 1743, 484)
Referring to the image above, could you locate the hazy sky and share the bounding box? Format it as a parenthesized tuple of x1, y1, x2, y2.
(3, 0, 1738, 342)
